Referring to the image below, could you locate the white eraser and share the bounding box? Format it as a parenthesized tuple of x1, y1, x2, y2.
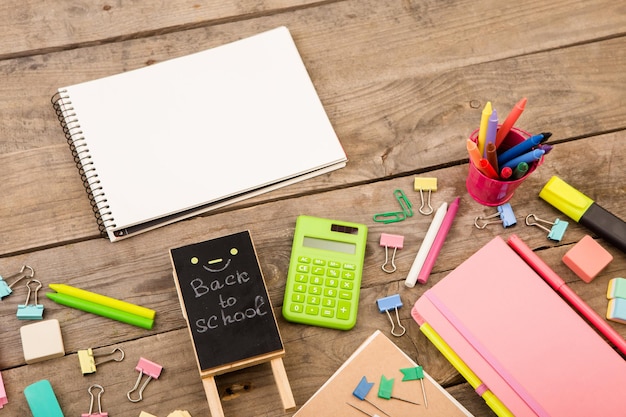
(20, 319, 65, 364)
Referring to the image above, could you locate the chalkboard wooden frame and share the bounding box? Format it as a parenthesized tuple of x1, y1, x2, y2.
(170, 230, 295, 415)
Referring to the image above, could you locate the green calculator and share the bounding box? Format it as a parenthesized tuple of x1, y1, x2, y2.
(282, 215, 368, 330)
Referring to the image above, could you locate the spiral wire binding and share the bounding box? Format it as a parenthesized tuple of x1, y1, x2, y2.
(51, 91, 115, 237)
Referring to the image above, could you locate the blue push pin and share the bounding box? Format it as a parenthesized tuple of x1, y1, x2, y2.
(376, 294, 406, 337)
(0, 265, 35, 299)
(525, 214, 569, 242)
(352, 376, 390, 417)
(17, 279, 44, 320)
(474, 203, 517, 229)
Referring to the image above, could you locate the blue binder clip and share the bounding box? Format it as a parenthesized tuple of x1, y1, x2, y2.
(474, 203, 517, 229)
(0, 265, 35, 299)
(376, 294, 406, 337)
(525, 214, 569, 242)
(17, 279, 44, 320)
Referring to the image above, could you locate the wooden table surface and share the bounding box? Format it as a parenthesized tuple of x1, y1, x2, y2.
(1, 1, 624, 416)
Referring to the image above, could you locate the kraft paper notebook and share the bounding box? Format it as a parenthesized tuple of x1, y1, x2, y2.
(52, 26, 346, 242)
(293, 330, 473, 416)
(412, 236, 626, 417)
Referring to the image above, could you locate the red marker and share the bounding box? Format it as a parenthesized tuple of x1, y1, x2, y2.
(495, 97, 527, 148)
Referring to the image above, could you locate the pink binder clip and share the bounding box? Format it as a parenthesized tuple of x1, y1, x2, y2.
(379, 233, 404, 273)
(81, 384, 107, 417)
(127, 357, 163, 402)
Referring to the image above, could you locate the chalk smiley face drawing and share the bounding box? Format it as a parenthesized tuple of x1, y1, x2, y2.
(191, 247, 239, 273)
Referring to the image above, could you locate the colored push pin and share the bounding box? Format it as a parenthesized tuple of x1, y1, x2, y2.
(376, 294, 406, 337)
(0, 265, 35, 299)
(82, 384, 107, 417)
(474, 203, 516, 229)
(17, 279, 44, 320)
(378, 375, 420, 405)
(78, 347, 125, 375)
(525, 214, 569, 242)
(127, 357, 163, 402)
(400, 366, 428, 408)
(414, 177, 437, 215)
(352, 376, 391, 417)
(379, 234, 404, 273)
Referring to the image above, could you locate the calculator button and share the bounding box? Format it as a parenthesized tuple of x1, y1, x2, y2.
(310, 276, 323, 285)
(297, 264, 310, 273)
(325, 278, 338, 287)
(313, 259, 326, 266)
(307, 295, 320, 305)
(290, 304, 304, 313)
(293, 284, 307, 293)
(312, 266, 325, 275)
(295, 274, 308, 283)
(339, 290, 352, 300)
(343, 263, 356, 270)
(291, 294, 305, 303)
(308, 286, 322, 295)
(328, 261, 341, 268)
(322, 298, 336, 308)
(305, 306, 319, 315)
(298, 256, 311, 263)
(341, 280, 353, 290)
(321, 308, 334, 318)
(342, 270, 355, 280)
(337, 301, 351, 320)
(327, 268, 340, 278)
(324, 288, 337, 298)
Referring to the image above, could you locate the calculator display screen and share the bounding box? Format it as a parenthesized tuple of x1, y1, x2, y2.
(302, 236, 356, 255)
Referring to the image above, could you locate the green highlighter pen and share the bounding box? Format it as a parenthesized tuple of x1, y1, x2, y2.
(46, 292, 154, 329)
(539, 176, 626, 253)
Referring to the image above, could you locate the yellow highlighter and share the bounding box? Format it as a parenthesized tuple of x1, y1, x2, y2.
(477, 101, 492, 156)
(419, 322, 514, 417)
(48, 284, 156, 320)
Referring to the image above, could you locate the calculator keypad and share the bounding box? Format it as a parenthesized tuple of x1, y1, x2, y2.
(287, 256, 359, 327)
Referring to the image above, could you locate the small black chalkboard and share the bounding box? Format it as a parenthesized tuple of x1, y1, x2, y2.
(170, 231, 284, 375)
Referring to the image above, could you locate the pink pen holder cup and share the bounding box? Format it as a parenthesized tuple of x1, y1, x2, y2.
(466, 127, 540, 206)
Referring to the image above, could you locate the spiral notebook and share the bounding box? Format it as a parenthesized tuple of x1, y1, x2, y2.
(52, 26, 346, 242)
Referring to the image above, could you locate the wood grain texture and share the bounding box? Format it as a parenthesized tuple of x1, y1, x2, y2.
(0, 0, 624, 415)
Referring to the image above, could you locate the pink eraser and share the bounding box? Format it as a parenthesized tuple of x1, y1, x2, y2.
(562, 235, 613, 283)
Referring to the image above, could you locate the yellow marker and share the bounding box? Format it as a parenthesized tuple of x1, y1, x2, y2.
(48, 284, 156, 320)
(419, 323, 514, 417)
(477, 101, 492, 156)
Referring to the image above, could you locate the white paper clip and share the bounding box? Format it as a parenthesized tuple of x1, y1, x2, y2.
(379, 233, 404, 273)
(82, 384, 107, 417)
(17, 279, 44, 320)
(0, 265, 34, 299)
(127, 357, 163, 402)
(78, 347, 125, 375)
(414, 177, 437, 215)
(376, 294, 406, 337)
(474, 203, 516, 229)
(525, 214, 569, 242)
(0, 371, 7, 408)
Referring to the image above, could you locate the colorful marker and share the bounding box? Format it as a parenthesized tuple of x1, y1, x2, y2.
(500, 166, 513, 179)
(466, 139, 482, 168)
(500, 149, 544, 170)
(477, 101, 492, 156)
(484, 109, 498, 157)
(486, 142, 499, 175)
(511, 162, 529, 180)
(539, 176, 626, 253)
(495, 97, 527, 148)
(478, 158, 499, 180)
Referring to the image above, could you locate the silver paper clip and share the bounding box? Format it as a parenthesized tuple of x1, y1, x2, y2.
(376, 294, 406, 337)
(525, 214, 569, 242)
(16, 279, 44, 320)
(78, 347, 125, 375)
(0, 265, 35, 299)
(474, 203, 517, 229)
(379, 233, 404, 273)
(127, 357, 163, 402)
(82, 384, 107, 417)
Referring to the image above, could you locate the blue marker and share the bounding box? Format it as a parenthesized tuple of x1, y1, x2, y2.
(500, 148, 545, 170)
(498, 132, 551, 166)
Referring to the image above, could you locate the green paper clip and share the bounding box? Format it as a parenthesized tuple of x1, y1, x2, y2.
(394, 189, 413, 217)
(373, 211, 406, 224)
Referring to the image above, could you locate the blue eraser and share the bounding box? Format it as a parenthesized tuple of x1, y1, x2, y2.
(607, 278, 626, 300)
(607, 298, 626, 324)
(24, 379, 64, 417)
(376, 294, 403, 313)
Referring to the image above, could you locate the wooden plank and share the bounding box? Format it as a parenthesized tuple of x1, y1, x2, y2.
(0, 134, 623, 416)
(1, 36, 624, 254)
(0, 0, 335, 59)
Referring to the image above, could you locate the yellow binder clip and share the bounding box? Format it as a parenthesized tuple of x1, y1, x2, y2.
(414, 178, 437, 215)
(78, 347, 124, 375)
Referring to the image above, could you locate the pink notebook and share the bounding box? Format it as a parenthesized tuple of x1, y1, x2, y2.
(412, 236, 626, 417)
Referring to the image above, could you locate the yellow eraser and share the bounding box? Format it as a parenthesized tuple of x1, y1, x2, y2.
(139, 412, 157, 417)
(414, 177, 437, 191)
(167, 411, 193, 417)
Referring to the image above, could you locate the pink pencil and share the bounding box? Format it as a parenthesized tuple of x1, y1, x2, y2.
(417, 197, 460, 284)
(507, 234, 626, 357)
